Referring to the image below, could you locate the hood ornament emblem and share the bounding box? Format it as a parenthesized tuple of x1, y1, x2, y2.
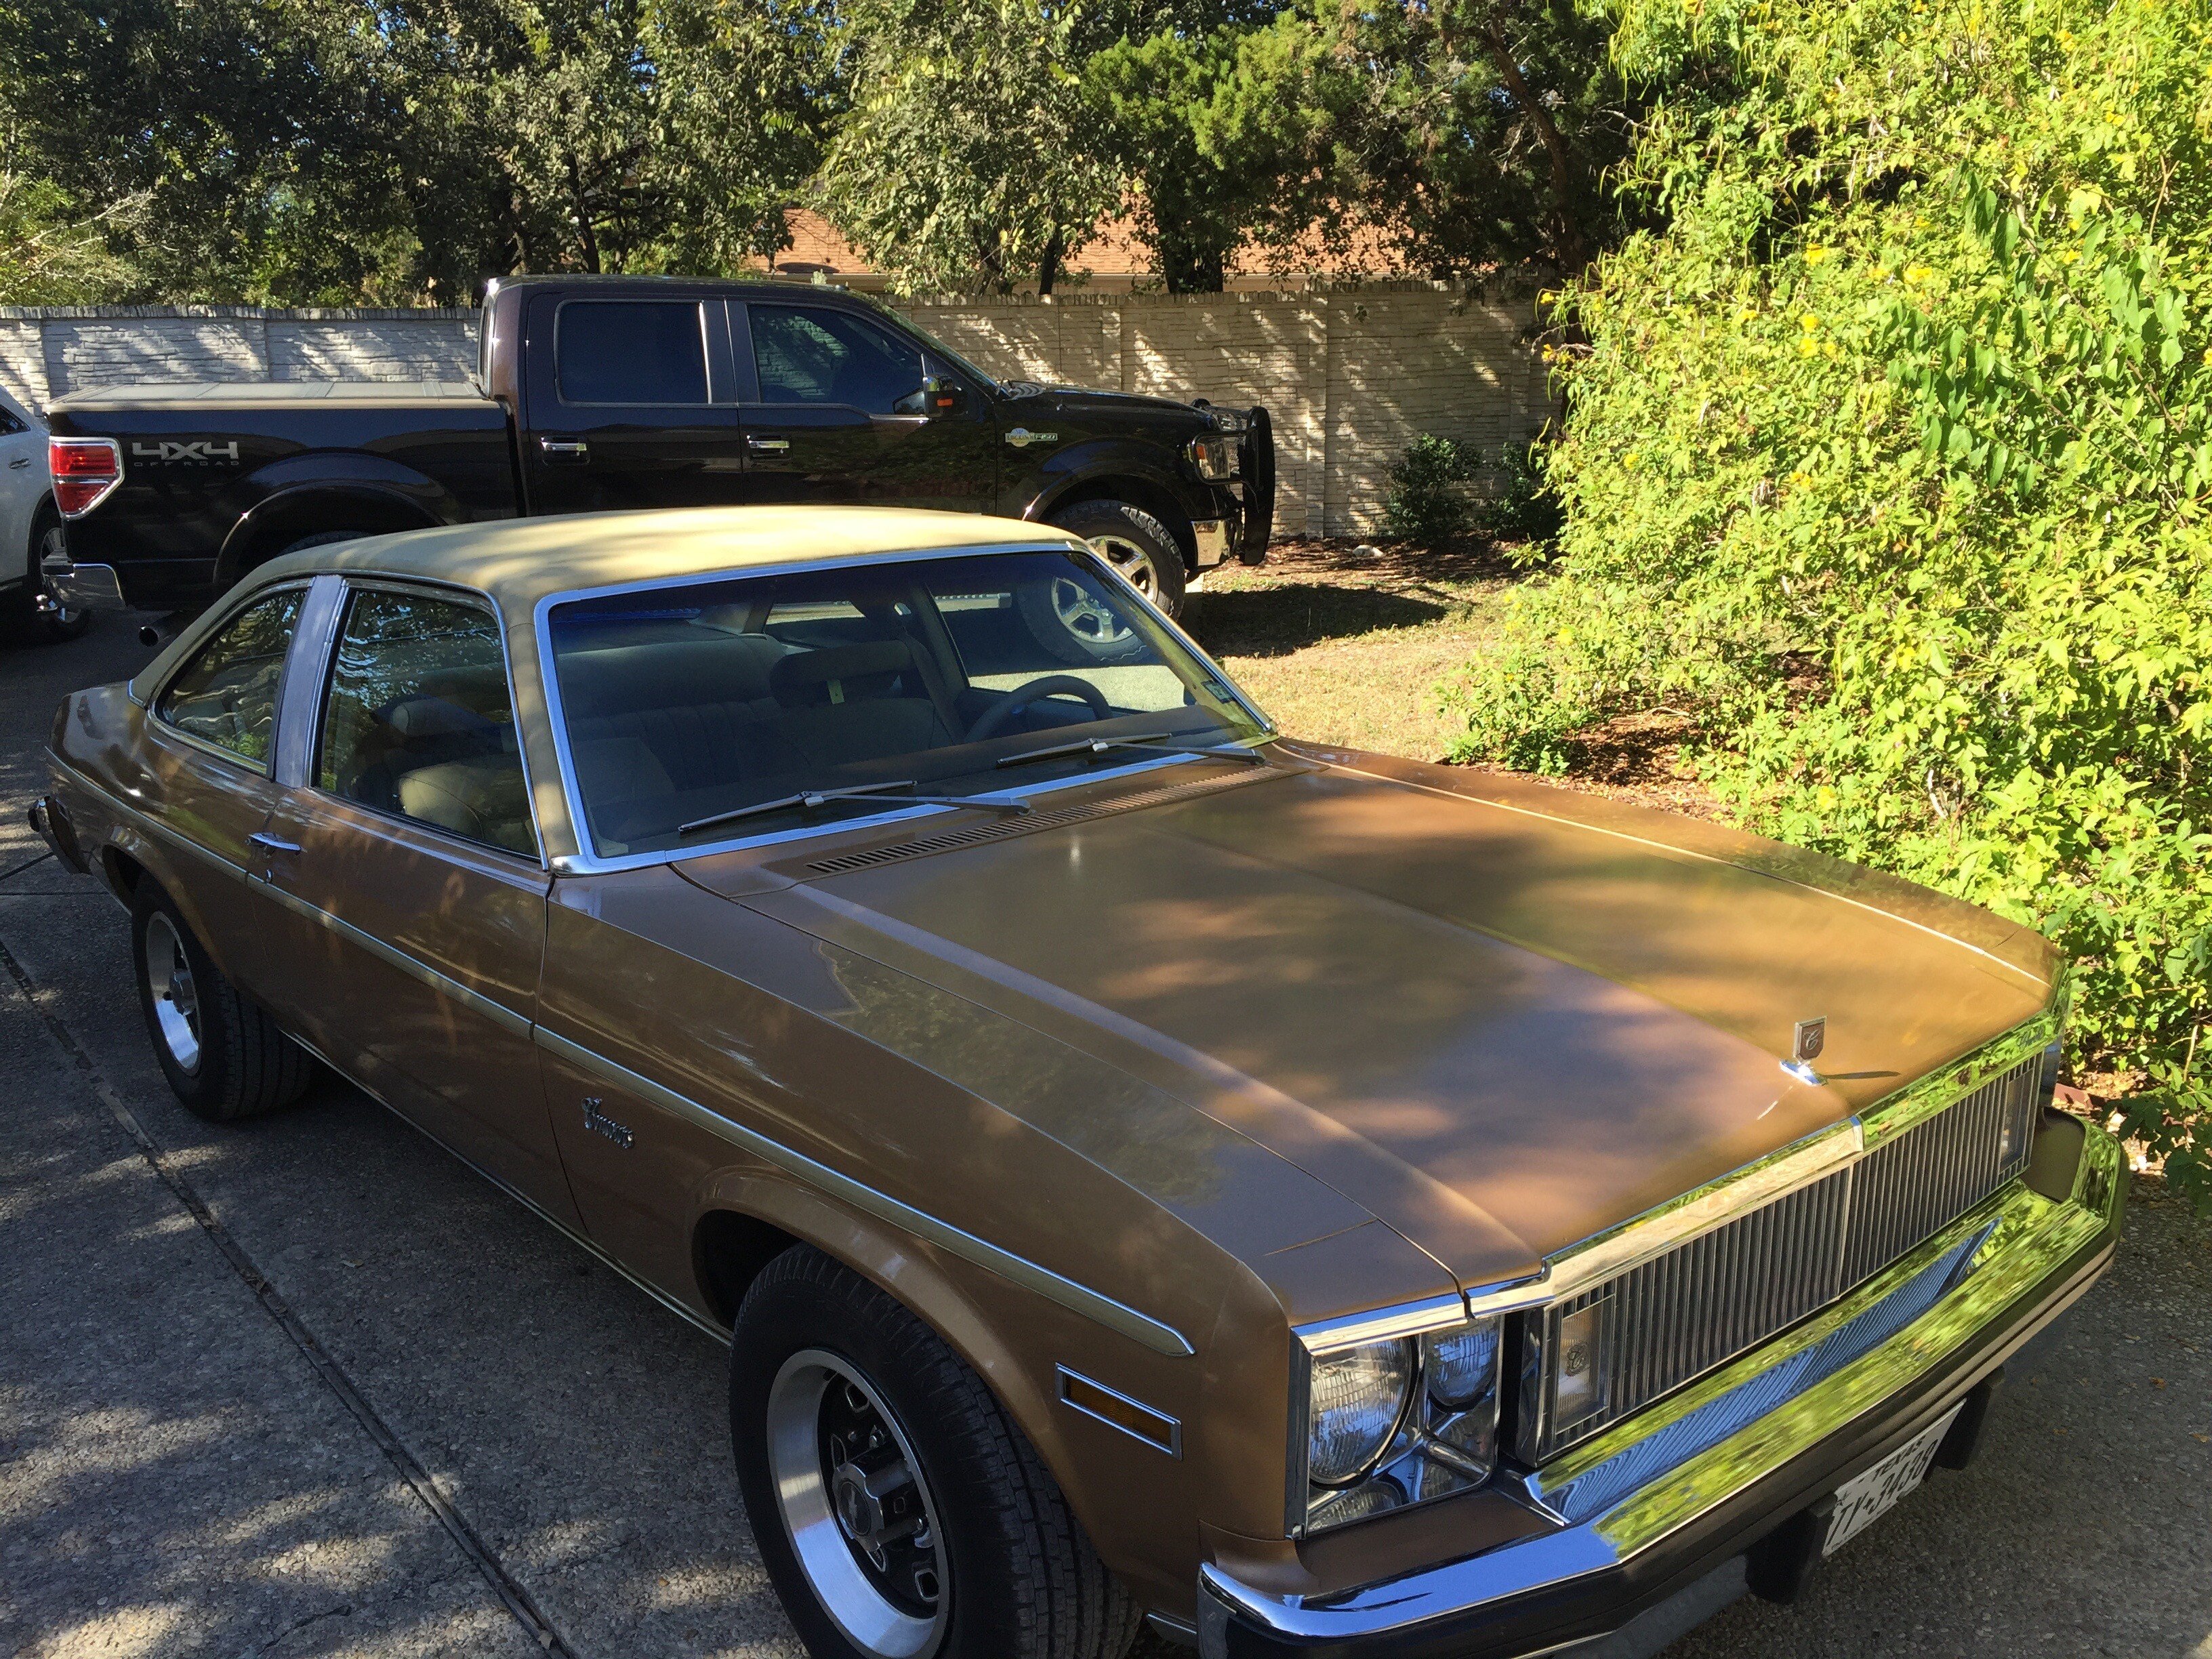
(1782, 1017, 1827, 1086)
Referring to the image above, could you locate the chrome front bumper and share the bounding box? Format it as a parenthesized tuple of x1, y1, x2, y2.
(1200, 1118, 2125, 1659)
(39, 554, 127, 611)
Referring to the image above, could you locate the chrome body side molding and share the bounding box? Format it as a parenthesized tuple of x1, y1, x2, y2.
(533, 1025, 1196, 1359)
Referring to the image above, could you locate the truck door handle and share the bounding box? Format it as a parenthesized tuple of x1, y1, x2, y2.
(539, 439, 590, 465)
(746, 436, 792, 455)
(7, 455, 28, 469)
(248, 832, 302, 858)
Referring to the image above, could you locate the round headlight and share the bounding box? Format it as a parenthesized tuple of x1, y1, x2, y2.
(1423, 1319, 1500, 1411)
(1307, 1339, 1414, 1485)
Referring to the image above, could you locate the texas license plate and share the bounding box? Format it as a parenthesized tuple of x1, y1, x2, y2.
(1822, 1404, 1963, 1557)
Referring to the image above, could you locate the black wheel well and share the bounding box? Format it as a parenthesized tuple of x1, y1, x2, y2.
(1048, 478, 1196, 571)
(102, 847, 146, 905)
(222, 490, 436, 586)
(694, 1210, 804, 1327)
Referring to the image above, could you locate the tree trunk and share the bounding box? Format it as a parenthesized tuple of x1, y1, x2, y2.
(565, 151, 602, 274)
(1476, 16, 1589, 272)
(1160, 234, 1227, 294)
(1039, 226, 1063, 296)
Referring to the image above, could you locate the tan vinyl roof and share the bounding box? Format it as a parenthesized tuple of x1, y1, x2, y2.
(257, 505, 1089, 615)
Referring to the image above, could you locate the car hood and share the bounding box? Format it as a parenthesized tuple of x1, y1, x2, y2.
(683, 750, 2057, 1294)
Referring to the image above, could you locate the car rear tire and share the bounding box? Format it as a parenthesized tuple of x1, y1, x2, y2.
(131, 882, 315, 1122)
(730, 1248, 1139, 1659)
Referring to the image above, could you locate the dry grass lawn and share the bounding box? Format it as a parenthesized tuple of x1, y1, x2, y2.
(1184, 539, 1512, 762)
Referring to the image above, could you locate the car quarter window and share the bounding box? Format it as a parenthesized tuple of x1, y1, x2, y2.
(750, 306, 926, 415)
(155, 588, 306, 766)
(556, 301, 708, 406)
(317, 587, 536, 858)
(0, 397, 24, 436)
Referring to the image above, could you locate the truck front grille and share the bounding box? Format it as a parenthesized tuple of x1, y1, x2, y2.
(1523, 1055, 2042, 1462)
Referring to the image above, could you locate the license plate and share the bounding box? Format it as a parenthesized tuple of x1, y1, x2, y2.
(1822, 1404, 1962, 1557)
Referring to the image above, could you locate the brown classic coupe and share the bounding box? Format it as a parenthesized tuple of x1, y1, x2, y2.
(34, 506, 2123, 1659)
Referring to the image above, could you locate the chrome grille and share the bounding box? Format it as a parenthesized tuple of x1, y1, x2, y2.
(1527, 1055, 2042, 1461)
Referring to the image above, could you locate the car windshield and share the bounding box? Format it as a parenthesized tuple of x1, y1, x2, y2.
(546, 548, 1267, 857)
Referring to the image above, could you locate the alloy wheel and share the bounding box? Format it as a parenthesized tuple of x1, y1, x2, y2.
(143, 912, 203, 1073)
(766, 1348, 949, 1659)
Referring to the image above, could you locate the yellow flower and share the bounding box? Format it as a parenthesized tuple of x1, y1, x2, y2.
(1871, 265, 1892, 283)
(1824, 340, 1843, 359)
(1805, 246, 1830, 266)
(1735, 308, 1759, 325)
(1800, 313, 1820, 330)
(1623, 450, 1640, 468)
(1799, 338, 1819, 357)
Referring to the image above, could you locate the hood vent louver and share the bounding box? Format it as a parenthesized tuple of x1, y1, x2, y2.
(800, 769, 1267, 878)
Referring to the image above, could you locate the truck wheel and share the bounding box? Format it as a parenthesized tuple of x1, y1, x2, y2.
(131, 882, 315, 1122)
(9, 512, 91, 644)
(1047, 499, 1187, 619)
(731, 1248, 1139, 1659)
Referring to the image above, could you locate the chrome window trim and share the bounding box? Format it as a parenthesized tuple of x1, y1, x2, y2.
(529, 539, 1273, 875)
(272, 574, 347, 788)
(309, 574, 550, 869)
(533, 1024, 1194, 1358)
(150, 579, 316, 780)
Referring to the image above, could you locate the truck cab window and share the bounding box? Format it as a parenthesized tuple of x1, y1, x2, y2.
(156, 589, 305, 766)
(556, 302, 708, 405)
(751, 307, 926, 416)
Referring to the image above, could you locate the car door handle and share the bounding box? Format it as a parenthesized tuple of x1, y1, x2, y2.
(7, 455, 28, 469)
(539, 439, 590, 465)
(746, 436, 792, 455)
(248, 832, 302, 857)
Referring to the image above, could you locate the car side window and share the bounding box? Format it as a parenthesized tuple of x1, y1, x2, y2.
(317, 588, 535, 858)
(556, 301, 708, 405)
(0, 398, 25, 436)
(155, 588, 306, 766)
(750, 306, 926, 416)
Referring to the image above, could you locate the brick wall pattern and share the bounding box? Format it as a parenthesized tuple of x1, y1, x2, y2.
(0, 286, 1550, 537)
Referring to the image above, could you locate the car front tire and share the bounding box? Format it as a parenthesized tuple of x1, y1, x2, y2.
(730, 1248, 1139, 1659)
(131, 881, 315, 1122)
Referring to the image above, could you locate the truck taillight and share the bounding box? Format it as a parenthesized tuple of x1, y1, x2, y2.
(50, 437, 123, 518)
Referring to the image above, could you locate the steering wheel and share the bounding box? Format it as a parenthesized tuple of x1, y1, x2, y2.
(963, 674, 1113, 743)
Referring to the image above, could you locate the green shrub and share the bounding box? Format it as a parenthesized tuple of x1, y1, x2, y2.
(1475, 439, 1564, 546)
(1385, 433, 1476, 541)
(1441, 0, 2212, 1204)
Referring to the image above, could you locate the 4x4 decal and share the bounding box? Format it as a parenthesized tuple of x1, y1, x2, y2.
(131, 440, 240, 464)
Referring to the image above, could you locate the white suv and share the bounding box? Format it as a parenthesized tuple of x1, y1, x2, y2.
(0, 384, 89, 644)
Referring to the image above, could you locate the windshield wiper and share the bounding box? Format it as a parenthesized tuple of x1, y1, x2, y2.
(678, 781, 1030, 838)
(995, 736, 1270, 771)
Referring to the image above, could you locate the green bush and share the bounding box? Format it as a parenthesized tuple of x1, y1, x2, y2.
(1385, 433, 1477, 541)
(1475, 440, 1564, 546)
(1441, 0, 2212, 1204)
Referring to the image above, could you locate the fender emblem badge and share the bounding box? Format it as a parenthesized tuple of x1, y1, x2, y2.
(582, 1097, 634, 1149)
(1004, 427, 1057, 449)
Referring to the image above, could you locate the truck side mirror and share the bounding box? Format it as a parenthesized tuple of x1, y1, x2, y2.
(924, 376, 966, 417)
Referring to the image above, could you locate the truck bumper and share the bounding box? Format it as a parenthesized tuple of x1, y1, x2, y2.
(1200, 1118, 2126, 1659)
(39, 553, 128, 613)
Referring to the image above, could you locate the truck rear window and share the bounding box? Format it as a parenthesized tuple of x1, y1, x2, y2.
(556, 301, 708, 405)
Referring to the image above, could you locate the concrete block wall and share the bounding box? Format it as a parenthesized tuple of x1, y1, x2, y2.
(0, 285, 1549, 537)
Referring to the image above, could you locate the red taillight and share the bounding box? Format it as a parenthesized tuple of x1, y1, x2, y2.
(50, 437, 123, 518)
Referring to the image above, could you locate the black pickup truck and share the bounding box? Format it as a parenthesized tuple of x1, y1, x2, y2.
(45, 275, 1273, 620)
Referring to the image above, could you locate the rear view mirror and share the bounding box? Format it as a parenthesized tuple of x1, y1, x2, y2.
(924, 375, 966, 417)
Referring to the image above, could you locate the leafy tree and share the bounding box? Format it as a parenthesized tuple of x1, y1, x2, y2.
(819, 0, 1123, 294)
(1443, 0, 2212, 1204)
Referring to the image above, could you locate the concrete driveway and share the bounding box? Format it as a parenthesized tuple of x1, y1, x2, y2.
(1, 614, 2205, 1659)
